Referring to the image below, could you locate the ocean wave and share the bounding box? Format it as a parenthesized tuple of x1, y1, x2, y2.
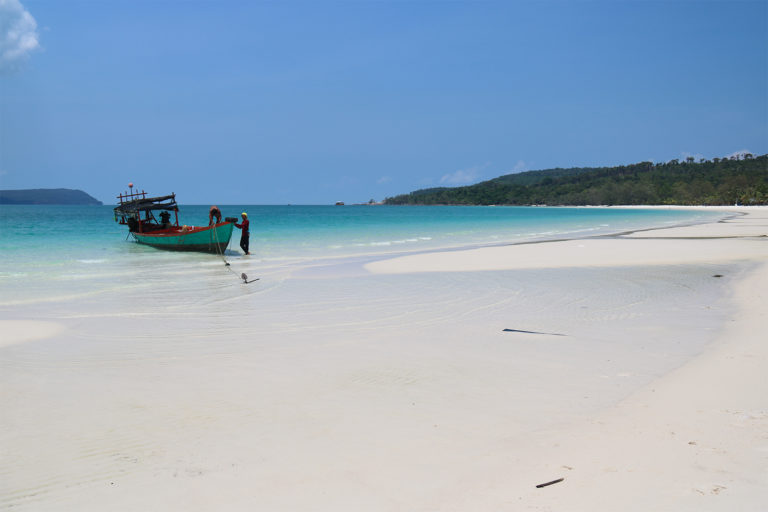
(0, 272, 28, 278)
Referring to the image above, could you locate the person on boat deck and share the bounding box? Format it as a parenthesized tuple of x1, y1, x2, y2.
(235, 212, 250, 255)
(208, 205, 222, 225)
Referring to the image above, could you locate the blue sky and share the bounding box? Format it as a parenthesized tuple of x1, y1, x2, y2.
(1, 0, 766, 204)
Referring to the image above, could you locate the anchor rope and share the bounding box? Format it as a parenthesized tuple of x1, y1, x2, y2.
(212, 222, 251, 283)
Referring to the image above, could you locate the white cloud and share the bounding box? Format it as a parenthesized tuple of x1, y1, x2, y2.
(724, 149, 752, 160)
(0, 0, 40, 74)
(510, 160, 528, 173)
(439, 163, 489, 186)
(376, 176, 391, 185)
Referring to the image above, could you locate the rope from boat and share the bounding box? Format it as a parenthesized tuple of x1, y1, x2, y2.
(212, 222, 251, 284)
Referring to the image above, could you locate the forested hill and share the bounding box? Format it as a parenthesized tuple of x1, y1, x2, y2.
(0, 188, 103, 205)
(384, 154, 768, 206)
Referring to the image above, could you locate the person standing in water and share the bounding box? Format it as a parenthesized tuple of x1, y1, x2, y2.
(234, 212, 250, 255)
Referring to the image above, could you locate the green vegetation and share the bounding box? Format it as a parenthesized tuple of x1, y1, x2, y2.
(384, 154, 768, 206)
(0, 188, 103, 205)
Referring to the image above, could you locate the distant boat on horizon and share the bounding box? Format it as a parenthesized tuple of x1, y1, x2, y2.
(335, 201, 345, 206)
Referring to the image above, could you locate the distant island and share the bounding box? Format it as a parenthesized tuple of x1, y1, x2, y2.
(385, 154, 768, 206)
(0, 188, 103, 205)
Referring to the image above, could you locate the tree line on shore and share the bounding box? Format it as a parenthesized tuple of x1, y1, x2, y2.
(384, 153, 768, 206)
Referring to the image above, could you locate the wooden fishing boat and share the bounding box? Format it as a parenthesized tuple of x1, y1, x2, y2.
(114, 185, 234, 253)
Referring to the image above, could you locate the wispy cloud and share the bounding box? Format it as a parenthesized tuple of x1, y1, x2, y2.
(439, 163, 490, 186)
(0, 0, 40, 74)
(510, 160, 528, 173)
(724, 149, 752, 160)
(376, 176, 391, 185)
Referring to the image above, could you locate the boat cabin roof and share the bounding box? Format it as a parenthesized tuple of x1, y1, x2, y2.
(114, 194, 178, 214)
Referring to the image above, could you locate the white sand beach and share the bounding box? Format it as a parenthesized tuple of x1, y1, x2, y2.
(1, 207, 766, 511)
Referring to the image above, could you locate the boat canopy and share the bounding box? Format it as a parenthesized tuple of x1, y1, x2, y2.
(114, 187, 180, 233)
(114, 194, 178, 215)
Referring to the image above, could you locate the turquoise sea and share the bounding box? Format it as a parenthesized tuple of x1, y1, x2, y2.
(0, 204, 725, 308)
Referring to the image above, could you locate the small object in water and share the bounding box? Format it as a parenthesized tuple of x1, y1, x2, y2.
(239, 273, 259, 284)
(536, 477, 564, 488)
(503, 328, 565, 337)
(712, 274, 723, 278)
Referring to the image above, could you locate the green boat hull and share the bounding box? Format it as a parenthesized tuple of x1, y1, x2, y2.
(132, 222, 234, 253)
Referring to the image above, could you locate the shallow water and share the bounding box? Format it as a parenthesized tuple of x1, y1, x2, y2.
(0, 204, 724, 308)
